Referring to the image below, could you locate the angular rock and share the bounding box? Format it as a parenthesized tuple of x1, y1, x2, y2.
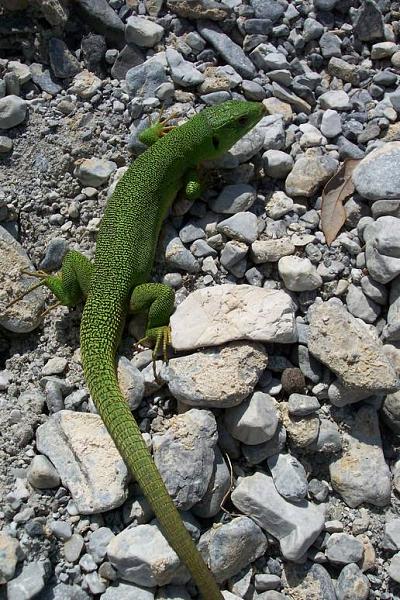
(36, 410, 128, 513)
(267, 453, 308, 502)
(325, 533, 364, 565)
(192, 448, 230, 518)
(153, 409, 217, 510)
(170, 285, 297, 351)
(364, 217, 400, 284)
(329, 406, 391, 507)
(0, 225, 46, 333)
(198, 516, 268, 582)
(251, 238, 295, 263)
(0, 533, 24, 584)
(126, 58, 167, 98)
(285, 153, 338, 197)
(353, 143, 400, 201)
(278, 256, 323, 291)
(308, 300, 399, 392)
(107, 523, 189, 586)
(231, 472, 324, 561)
(224, 391, 278, 444)
(166, 341, 267, 408)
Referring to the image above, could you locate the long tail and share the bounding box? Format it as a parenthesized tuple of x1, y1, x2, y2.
(80, 302, 223, 599)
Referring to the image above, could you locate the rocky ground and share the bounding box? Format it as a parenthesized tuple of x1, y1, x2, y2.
(1, 0, 400, 598)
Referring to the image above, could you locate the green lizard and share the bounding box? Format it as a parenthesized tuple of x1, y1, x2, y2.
(10, 100, 265, 599)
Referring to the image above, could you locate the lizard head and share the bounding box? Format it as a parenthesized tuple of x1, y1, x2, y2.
(200, 100, 266, 159)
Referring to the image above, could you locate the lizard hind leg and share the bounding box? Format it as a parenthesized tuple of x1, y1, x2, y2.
(9, 250, 93, 312)
(130, 283, 175, 372)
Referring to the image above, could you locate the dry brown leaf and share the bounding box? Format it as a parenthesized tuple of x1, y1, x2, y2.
(321, 159, 361, 246)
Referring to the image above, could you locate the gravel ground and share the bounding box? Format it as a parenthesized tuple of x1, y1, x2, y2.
(1, 0, 400, 599)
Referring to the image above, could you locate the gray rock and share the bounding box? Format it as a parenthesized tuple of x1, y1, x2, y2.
(0, 135, 12, 153)
(210, 184, 256, 214)
(166, 48, 205, 87)
(64, 534, 85, 563)
(49, 520, 72, 541)
(272, 82, 311, 114)
(231, 472, 325, 561)
(198, 516, 267, 582)
(167, 342, 267, 408)
(192, 448, 230, 518)
(48, 38, 80, 78)
(153, 409, 217, 509)
(383, 519, 400, 551)
(224, 391, 278, 445)
(283, 563, 336, 600)
(330, 406, 391, 507)
(107, 523, 189, 586)
(242, 423, 287, 465)
(197, 21, 256, 79)
(250, 0, 284, 21)
(30, 63, 62, 95)
(126, 58, 167, 98)
(167, 0, 230, 20)
(288, 394, 320, 416)
(353, 143, 400, 201)
(314, 419, 342, 453)
(117, 356, 144, 410)
(0, 95, 26, 129)
(217, 212, 258, 243)
(360, 275, 387, 305)
(285, 153, 338, 197)
(39, 238, 68, 272)
(267, 453, 308, 502)
(165, 236, 199, 273)
(308, 299, 399, 392)
(251, 238, 295, 263)
(27, 455, 60, 489)
(101, 582, 155, 600)
(371, 41, 398, 59)
(126, 16, 164, 47)
(263, 150, 293, 178)
(388, 552, 400, 584)
(321, 109, 342, 138)
(320, 32, 341, 59)
(345, 284, 381, 323)
(75, 0, 125, 45)
(220, 240, 248, 270)
(87, 527, 115, 563)
(328, 57, 360, 85)
(7, 562, 46, 600)
(278, 256, 322, 291)
(325, 534, 364, 565)
(354, 0, 384, 41)
(319, 90, 350, 111)
(74, 158, 116, 187)
(381, 390, 400, 433)
(36, 410, 128, 513)
(0, 533, 24, 584)
(0, 225, 46, 333)
(111, 44, 144, 80)
(69, 69, 101, 99)
(364, 216, 400, 283)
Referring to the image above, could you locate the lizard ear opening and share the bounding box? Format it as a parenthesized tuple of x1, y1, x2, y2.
(212, 135, 220, 149)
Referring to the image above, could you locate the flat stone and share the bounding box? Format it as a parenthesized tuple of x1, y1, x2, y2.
(170, 285, 297, 350)
(363, 217, 400, 284)
(198, 516, 268, 582)
(75, 0, 125, 46)
(0, 225, 46, 333)
(210, 184, 256, 214)
(192, 448, 230, 518)
(0, 95, 26, 129)
(278, 256, 323, 291)
(7, 562, 46, 600)
(319, 90, 350, 111)
(166, 48, 205, 87)
(74, 158, 117, 187)
(231, 472, 325, 561)
(308, 299, 399, 392)
(267, 453, 308, 502)
(329, 405, 391, 507)
(353, 143, 400, 201)
(111, 44, 144, 80)
(48, 38, 80, 78)
(0, 533, 24, 584)
(153, 409, 217, 509)
(125, 16, 164, 47)
(166, 341, 268, 408)
(224, 391, 278, 444)
(197, 21, 256, 79)
(107, 523, 189, 587)
(251, 238, 295, 263)
(36, 410, 128, 514)
(126, 58, 167, 98)
(285, 152, 338, 197)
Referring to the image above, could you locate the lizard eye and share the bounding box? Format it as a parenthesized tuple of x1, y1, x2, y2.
(238, 116, 248, 126)
(212, 135, 220, 149)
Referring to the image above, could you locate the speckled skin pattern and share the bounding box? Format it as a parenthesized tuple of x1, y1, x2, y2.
(42, 101, 265, 599)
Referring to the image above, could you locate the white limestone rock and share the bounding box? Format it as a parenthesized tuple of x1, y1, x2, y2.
(170, 284, 297, 351)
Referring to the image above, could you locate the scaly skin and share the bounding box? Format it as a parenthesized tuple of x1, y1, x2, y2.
(15, 101, 265, 599)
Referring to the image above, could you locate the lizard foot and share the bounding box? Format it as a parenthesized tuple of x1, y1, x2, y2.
(20, 268, 50, 280)
(137, 325, 172, 381)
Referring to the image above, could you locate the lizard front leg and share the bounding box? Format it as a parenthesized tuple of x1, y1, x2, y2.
(129, 283, 175, 365)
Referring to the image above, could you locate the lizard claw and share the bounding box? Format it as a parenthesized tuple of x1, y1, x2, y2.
(137, 325, 172, 382)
